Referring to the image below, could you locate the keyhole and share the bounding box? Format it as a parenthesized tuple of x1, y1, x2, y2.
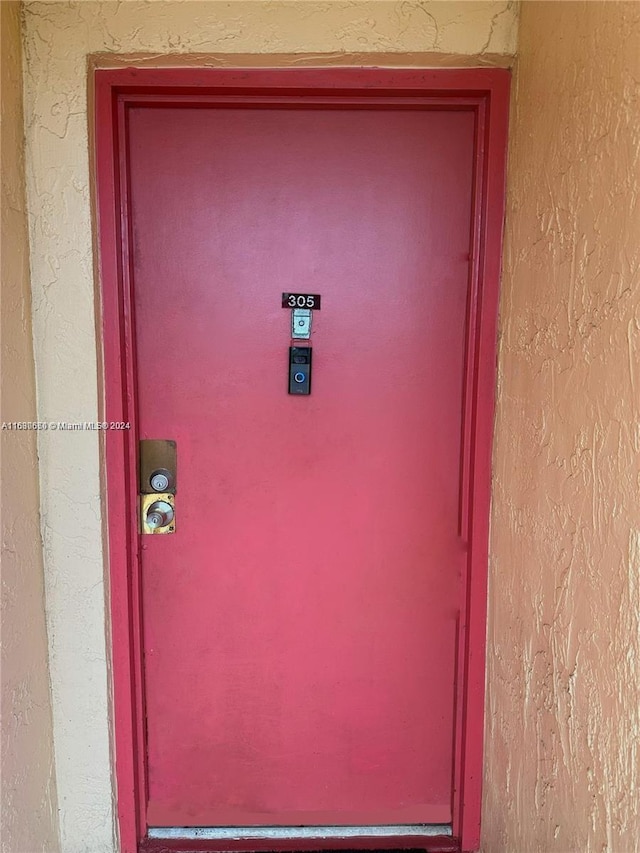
(150, 469, 171, 492)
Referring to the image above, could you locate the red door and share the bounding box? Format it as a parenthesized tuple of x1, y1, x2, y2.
(129, 104, 474, 833)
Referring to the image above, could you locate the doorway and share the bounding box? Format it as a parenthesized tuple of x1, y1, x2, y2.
(94, 67, 509, 853)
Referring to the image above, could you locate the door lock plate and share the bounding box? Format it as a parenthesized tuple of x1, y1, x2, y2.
(140, 492, 175, 534)
(139, 439, 177, 494)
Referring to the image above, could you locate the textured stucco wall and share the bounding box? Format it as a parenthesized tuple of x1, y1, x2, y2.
(21, 3, 518, 851)
(483, 2, 640, 851)
(0, 3, 60, 852)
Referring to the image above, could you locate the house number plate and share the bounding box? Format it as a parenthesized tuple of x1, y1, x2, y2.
(282, 293, 322, 310)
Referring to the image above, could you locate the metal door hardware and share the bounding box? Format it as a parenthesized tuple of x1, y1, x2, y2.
(139, 440, 177, 494)
(291, 308, 312, 340)
(288, 347, 312, 395)
(139, 440, 177, 533)
(150, 469, 171, 492)
(141, 493, 175, 534)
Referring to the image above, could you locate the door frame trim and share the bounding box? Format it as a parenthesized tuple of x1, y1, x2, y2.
(93, 66, 510, 853)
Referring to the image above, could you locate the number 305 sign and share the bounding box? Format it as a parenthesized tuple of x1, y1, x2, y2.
(282, 293, 322, 310)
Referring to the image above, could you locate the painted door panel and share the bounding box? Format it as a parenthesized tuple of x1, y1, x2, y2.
(129, 107, 474, 827)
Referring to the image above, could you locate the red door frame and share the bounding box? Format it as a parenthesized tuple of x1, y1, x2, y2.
(93, 67, 509, 853)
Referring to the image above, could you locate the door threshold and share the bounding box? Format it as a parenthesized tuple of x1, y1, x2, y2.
(143, 826, 458, 853)
(148, 827, 453, 841)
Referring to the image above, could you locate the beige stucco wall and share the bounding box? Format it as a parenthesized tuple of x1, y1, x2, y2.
(0, 2, 60, 852)
(20, 3, 517, 851)
(483, 2, 640, 852)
